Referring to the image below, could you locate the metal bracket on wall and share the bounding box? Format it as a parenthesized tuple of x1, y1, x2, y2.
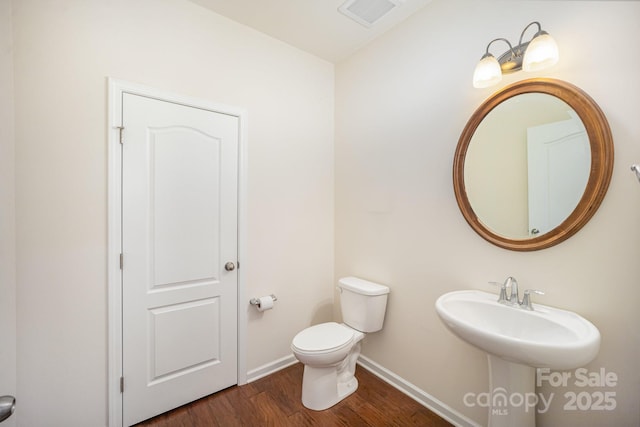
(631, 164, 640, 183)
(0, 395, 15, 423)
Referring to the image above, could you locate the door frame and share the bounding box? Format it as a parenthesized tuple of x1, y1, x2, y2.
(106, 78, 248, 427)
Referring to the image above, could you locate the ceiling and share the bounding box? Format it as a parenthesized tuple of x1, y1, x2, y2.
(188, 0, 433, 63)
(188, 0, 635, 63)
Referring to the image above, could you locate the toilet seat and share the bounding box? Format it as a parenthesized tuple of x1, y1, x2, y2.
(292, 322, 354, 355)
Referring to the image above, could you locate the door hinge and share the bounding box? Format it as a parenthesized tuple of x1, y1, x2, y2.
(119, 253, 123, 270)
(120, 376, 124, 393)
(117, 126, 124, 144)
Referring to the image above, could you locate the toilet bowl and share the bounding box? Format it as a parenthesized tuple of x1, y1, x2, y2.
(291, 277, 389, 411)
(291, 322, 365, 410)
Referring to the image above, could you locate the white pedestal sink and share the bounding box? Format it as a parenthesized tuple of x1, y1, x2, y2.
(435, 290, 600, 427)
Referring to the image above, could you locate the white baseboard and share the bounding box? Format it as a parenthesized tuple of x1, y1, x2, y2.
(246, 354, 298, 383)
(246, 353, 479, 427)
(357, 355, 481, 427)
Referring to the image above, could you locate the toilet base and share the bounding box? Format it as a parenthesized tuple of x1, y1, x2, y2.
(300, 341, 362, 411)
(301, 364, 359, 411)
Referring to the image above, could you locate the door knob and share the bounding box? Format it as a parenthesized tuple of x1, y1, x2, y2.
(0, 395, 15, 423)
(224, 262, 236, 271)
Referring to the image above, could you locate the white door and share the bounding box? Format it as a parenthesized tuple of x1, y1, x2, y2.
(527, 114, 590, 236)
(121, 93, 238, 426)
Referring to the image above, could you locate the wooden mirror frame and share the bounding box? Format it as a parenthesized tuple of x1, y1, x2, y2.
(453, 78, 613, 251)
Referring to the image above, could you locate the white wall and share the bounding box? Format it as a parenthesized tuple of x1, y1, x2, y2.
(0, 1, 16, 426)
(12, 0, 334, 425)
(336, 0, 640, 426)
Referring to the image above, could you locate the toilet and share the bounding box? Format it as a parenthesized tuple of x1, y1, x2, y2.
(291, 276, 390, 410)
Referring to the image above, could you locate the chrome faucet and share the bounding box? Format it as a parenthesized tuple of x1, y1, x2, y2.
(507, 276, 520, 306)
(494, 276, 520, 305)
(521, 289, 545, 310)
(495, 279, 509, 304)
(492, 276, 544, 310)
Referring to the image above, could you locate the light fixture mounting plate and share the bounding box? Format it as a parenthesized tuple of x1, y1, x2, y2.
(496, 41, 530, 74)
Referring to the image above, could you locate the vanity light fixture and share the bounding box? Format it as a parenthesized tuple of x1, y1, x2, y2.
(473, 21, 559, 89)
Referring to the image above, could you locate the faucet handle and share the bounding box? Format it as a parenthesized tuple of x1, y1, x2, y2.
(521, 289, 544, 311)
(488, 281, 509, 304)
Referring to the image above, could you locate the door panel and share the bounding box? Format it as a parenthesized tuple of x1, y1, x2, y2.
(149, 127, 221, 286)
(149, 298, 221, 381)
(121, 93, 238, 426)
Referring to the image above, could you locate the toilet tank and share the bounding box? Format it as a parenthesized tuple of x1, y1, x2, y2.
(338, 277, 390, 333)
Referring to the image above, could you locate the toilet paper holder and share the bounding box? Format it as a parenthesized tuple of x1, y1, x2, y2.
(250, 294, 277, 308)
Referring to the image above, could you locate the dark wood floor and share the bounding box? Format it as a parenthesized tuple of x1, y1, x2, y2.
(135, 363, 453, 426)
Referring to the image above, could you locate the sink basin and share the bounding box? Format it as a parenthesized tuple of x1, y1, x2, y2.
(435, 290, 600, 369)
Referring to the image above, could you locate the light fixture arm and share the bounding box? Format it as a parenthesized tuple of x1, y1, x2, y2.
(484, 38, 516, 59)
(518, 21, 543, 45)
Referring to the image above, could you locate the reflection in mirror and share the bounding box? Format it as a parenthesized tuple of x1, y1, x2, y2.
(453, 78, 613, 251)
(464, 93, 591, 239)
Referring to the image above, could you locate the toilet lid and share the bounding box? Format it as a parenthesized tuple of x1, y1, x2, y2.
(292, 322, 354, 353)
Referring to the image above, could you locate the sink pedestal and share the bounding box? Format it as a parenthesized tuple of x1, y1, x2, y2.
(487, 355, 535, 427)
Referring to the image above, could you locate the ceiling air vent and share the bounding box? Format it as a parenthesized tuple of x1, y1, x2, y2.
(338, 0, 404, 28)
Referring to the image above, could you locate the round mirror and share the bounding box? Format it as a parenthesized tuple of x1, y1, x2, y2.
(453, 78, 613, 251)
